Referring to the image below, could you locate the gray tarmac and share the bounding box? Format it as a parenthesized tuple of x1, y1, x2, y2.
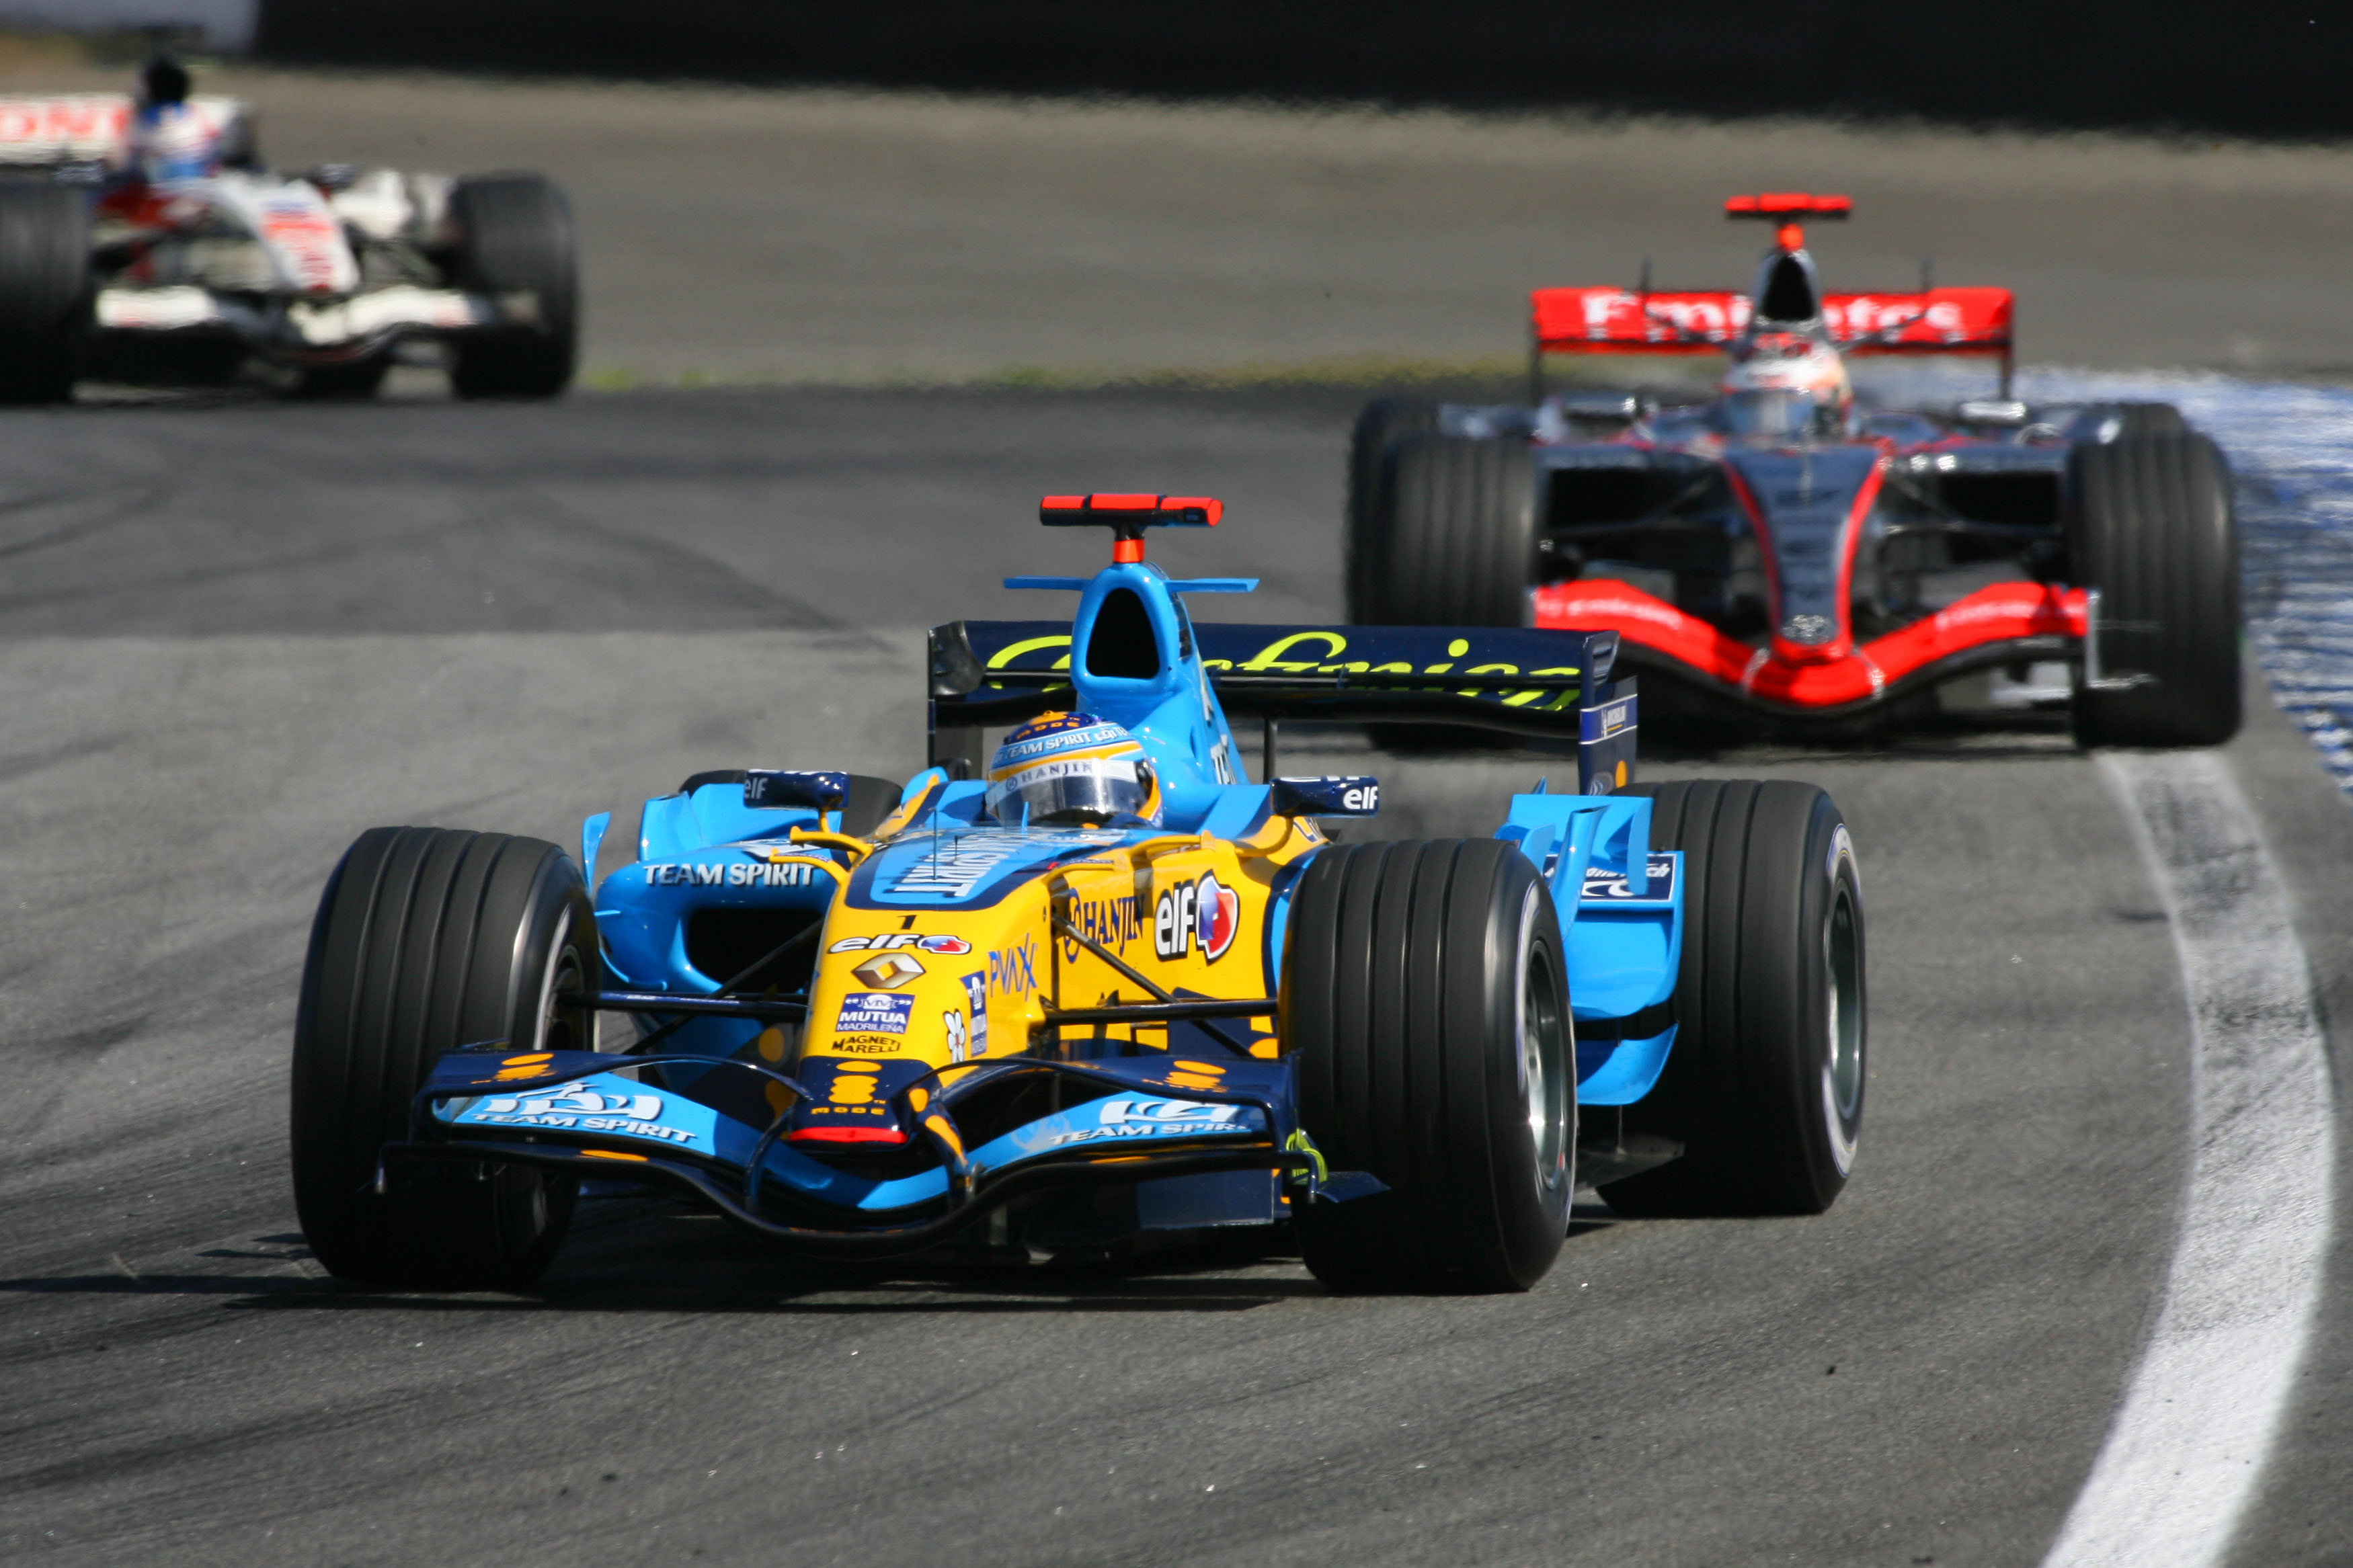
(8, 58, 2353, 383)
(0, 59, 2348, 1568)
(1, 387, 2348, 1567)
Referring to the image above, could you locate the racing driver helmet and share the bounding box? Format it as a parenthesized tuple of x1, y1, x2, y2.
(984, 712, 1162, 828)
(1716, 331, 1852, 438)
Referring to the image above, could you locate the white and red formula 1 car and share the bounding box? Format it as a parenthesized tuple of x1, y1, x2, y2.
(1345, 194, 2239, 747)
(0, 63, 575, 402)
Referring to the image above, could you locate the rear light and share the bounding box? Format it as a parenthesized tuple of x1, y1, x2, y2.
(788, 1126, 910, 1145)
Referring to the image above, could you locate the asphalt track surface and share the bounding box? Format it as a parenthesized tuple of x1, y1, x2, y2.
(0, 63, 2350, 1568)
(0, 385, 2348, 1568)
(13, 57, 2353, 382)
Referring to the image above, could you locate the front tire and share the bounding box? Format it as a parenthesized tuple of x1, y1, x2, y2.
(290, 827, 596, 1288)
(1283, 839, 1575, 1292)
(445, 173, 579, 399)
(0, 182, 90, 405)
(2068, 433, 2241, 748)
(1359, 432, 1536, 626)
(1600, 780, 1866, 1216)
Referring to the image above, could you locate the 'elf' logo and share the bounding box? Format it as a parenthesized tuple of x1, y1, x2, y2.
(1155, 872, 1238, 963)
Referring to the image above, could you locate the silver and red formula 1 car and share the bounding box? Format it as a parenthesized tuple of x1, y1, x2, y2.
(1345, 194, 2239, 747)
(0, 60, 574, 402)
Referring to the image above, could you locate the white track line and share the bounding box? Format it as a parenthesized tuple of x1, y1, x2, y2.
(2041, 753, 2337, 1568)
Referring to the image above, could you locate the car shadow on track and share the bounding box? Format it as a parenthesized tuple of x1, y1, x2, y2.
(0, 1209, 1620, 1315)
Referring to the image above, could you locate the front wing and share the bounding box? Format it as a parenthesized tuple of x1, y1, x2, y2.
(1532, 578, 2088, 716)
(93, 284, 541, 362)
(393, 1044, 1379, 1259)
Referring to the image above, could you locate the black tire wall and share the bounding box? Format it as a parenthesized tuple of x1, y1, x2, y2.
(255, 3, 2353, 143)
(0, 183, 90, 404)
(290, 827, 596, 1288)
(446, 173, 580, 398)
(2067, 433, 2241, 749)
(1283, 838, 1574, 1292)
(2110, 402, 2186, 439)
(1361, 432, 1535, 626)
(1602, 779, 1866, 1216)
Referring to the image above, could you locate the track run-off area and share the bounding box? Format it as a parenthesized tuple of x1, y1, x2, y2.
(2, 60, 2352, 1568)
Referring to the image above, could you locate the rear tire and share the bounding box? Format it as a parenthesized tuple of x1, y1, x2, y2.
(1599, 780, 1866, 1216)
(290, 827, 596, 1288)
(0, 182, 90, 405)
(1360, 432, 1536, 625)
(445, 173, 578, 399)
(1284, 839, 1574, 1292)
(2068, 433, 2241, 748)
(1345, 395, 1439, 620)
(2112, 402, 2186, 439)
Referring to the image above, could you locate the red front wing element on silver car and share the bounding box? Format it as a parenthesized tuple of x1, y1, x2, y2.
(1531, 579, 2089, 713)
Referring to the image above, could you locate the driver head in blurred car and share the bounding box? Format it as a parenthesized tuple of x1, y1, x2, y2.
(984, 712, 1163, 829)
(129, 56, 221, 185)
(1716, 330, 1853, 439)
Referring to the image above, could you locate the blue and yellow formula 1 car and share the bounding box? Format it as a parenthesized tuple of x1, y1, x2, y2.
(290, 495, 1866, 1294)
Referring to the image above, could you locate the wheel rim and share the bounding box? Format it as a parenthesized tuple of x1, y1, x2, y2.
(532, 907, 589, 1055)
(1517, 897, 1574, 1198)
(1821, 883, 1864, 1175)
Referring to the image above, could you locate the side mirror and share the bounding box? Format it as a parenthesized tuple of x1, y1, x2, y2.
(743, 770, 849, 811)
(1271, 776, 1381, 818)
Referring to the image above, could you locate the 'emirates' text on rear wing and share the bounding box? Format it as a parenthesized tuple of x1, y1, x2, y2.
(1529, 286, 2012, 358)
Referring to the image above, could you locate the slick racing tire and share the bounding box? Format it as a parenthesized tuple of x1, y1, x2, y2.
(2067, 433, 2241, 749)
(1361, 432, 1536, 626)
(1284, 839, 1575, 1292)
(1599, 780, 1865, 1217)
(1345, 395, 1439, 621)
(0, 181, 91, 405)
(290, 827, 598, 1288)
(445, 173, 579, 399)
(2109, 402, 2187, 439)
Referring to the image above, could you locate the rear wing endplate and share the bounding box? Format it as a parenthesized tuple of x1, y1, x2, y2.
(926, 621, 1640, 795)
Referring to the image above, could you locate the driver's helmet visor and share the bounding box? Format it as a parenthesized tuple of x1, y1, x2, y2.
(1716, 388, 1839, 438)
(985, 755, 1155, 827)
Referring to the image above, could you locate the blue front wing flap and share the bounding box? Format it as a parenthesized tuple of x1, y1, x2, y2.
(420, 1046, 1314, 1228)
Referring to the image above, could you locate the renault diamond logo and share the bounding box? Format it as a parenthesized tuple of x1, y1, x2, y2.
(851, 952, 926, 989)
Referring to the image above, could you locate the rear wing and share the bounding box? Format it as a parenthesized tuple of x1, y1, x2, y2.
(1529, 285, 2013, 358)
(927, 621, 1641, 794)
(0, 94, 251, 169)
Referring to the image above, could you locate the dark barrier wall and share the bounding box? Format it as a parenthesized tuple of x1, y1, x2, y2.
(255, 1, 2351, 140)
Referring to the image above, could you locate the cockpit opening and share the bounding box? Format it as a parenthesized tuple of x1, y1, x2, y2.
(1084, 586, 1161, 678)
